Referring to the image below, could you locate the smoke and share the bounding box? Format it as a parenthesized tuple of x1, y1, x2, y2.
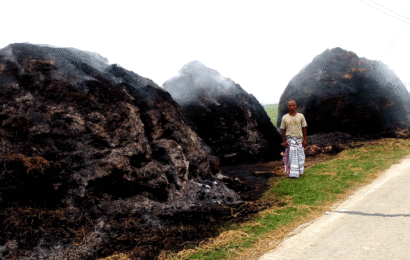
(163, 61, 237, 104)
(67, 47, 109, 72)
(0, 43, 111, 91)
(35, 43, 109, 72)
(179, 61, 235, 89)
(371, 62, 410, 105)
(201, 142, 213, 155)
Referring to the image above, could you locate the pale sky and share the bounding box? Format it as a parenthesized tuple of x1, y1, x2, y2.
(2, 0, 410, 105)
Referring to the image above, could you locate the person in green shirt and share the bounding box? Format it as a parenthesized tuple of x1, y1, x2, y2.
(280, 100, 307, 178)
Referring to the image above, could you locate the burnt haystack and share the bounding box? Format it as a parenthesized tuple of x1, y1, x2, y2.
(0, 43, 240, 259)
(277, 47, 410, 137)
(163, 61, 283, 165)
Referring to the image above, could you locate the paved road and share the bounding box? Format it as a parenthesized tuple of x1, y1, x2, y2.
(260, 155, 410, 260)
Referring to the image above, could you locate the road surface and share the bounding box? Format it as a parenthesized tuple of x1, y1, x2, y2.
(260, 155, 410, 260)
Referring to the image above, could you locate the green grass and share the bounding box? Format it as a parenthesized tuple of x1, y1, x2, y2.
(187, 207, 307, 260)
(264, 104, 279, 126)
(165, 138, 410, 260)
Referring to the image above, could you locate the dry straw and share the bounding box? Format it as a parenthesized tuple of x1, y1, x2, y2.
(100, 253, 132, 260)
(2, 153, 50, 174)
(159, 230, 250, 260)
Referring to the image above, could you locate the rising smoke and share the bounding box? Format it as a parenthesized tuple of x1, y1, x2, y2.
(163, 60, 284, 165)
(0, 43, 112, 92)
(163, 61, 238, 104)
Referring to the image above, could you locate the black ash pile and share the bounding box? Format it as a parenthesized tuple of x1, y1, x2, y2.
(0, 43, 242, 259)
(277, 47, 410, 154)
(163, 61, 283, 166)
(304, 131, 371, 156)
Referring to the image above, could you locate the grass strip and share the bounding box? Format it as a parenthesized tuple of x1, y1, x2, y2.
(160, 138, 410, 260)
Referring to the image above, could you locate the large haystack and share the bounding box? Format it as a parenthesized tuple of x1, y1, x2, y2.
(278, 47, 410, 137)
(163, 61, 283, 165)
(0, 43, 240, 259)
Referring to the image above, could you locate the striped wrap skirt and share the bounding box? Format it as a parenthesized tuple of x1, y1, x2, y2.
(283, 135, 305, 178)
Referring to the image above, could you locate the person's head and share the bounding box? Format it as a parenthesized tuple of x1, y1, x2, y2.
(287, 100, 297, 113)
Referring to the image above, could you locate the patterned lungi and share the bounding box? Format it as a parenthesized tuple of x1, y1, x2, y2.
(283, 135, 305, 178)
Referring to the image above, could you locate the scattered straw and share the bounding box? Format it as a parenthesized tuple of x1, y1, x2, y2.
(159, 229, 251, 260)
(3, 153, 50, 174)
(99, 253, 132, 260)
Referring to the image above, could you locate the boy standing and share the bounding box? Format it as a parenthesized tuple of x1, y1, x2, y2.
(280, 100, 307, 178)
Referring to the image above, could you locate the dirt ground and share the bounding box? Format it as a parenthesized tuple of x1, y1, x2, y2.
(220, 152, 337, 202)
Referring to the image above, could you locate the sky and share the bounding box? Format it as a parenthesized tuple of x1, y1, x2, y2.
(2, 0, 410, 105)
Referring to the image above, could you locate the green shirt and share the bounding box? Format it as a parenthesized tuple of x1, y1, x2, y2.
(280, 113, 307, 139)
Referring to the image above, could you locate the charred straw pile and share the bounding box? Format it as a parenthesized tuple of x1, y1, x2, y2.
(0, 43, 243, 259)
(163, 61, 283, 165)
(277, 47, 410, 155)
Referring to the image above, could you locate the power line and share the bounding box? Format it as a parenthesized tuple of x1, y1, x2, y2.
(357, 0, 410, 26)
(385, 26, 404, 54)
(369, 0, 410, 21)
(357, 0, 409, 55)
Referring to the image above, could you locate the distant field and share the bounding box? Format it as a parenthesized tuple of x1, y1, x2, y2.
(264, 104, 279, 126)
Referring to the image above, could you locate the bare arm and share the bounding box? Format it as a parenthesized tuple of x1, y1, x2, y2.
(302, 127, 307, 147)
(282, 129, 288, 148)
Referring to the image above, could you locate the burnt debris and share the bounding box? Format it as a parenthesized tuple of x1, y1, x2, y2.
(277, 47, 410, 138)
(163, 61, 283, 166)
(0, 43, 242, 259)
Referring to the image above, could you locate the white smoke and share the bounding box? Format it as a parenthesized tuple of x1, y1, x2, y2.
(163, 60, 238, 104)
(179, 61, 235, 90)
(67, 47, 109, 73)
